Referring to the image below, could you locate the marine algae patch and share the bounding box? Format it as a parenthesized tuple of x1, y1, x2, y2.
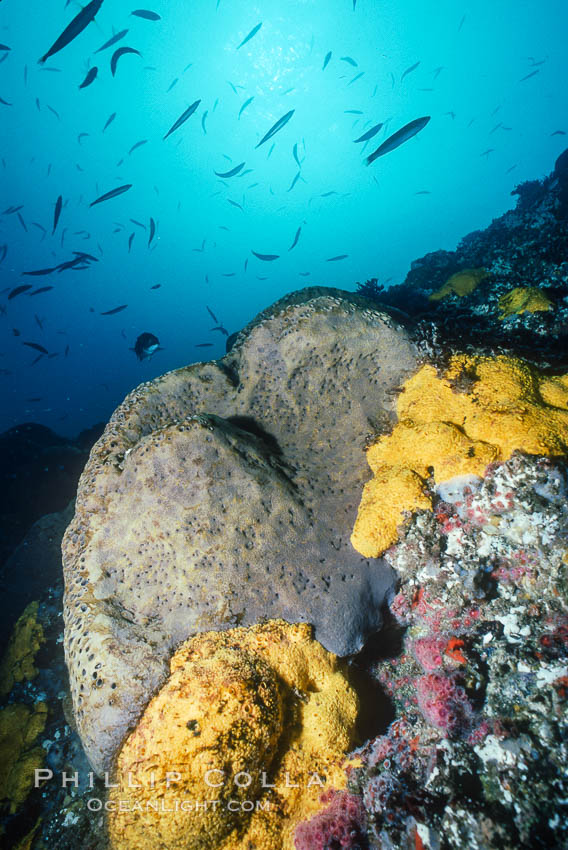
(351, 355, 568, 557)
(107, 620, 358, 850)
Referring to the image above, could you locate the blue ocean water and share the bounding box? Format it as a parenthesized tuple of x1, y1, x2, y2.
(1, 0, 567, 437)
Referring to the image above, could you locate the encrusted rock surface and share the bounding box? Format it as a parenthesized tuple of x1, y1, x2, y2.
(62, 290, 418, 775)
(346, 454, 568, 849)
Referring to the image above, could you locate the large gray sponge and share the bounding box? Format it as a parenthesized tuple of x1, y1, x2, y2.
(62, 288, 419, 774)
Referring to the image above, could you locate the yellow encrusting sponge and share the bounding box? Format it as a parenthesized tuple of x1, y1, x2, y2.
(351, 355, 568, 557)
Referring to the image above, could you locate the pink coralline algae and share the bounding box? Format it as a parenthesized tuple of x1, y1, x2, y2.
(416, 673, 474, 736)
(294, 790, 368, 850)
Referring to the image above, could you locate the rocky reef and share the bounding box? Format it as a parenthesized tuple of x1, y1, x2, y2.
(1, 150, 567, 850)
(359, 147, 568, 370)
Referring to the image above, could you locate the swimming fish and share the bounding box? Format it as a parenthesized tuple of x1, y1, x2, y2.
(39, 0, 104, 63)
(293, 142, 302, 169)
(30, 286, 54, 296)
(9, 285, 33, 299)
(79, 66, 98, 88)
(366, 116, 430, 164)
(95, 29, 128, 53)
(132, 332, 161, 360)
(148, 217, 156, 246)
(150, 284, 161, 289)
(23, 341, 49, 354)
(288, 226, 302, 251)
(237, 22, 262, 50)
(211, 325, 229, 336)
(90, 184, 132, 206)
(519, 69, 539, 82)
(201, 110, 208, 133)
(287, 171, 302, 192)
(131, 9, 161, 20)
(103, 111, 116, 132)
(341, 56, 357, 66)
(167, 77, 178, 92)
(255, 110, 295, 148)
(206, 306, 219, 323)
(195, 343, 213, 347)
(101, 304, 128, 315)
(348, 72, 364, 85)
(326, 254, 348, 261)
(353, 122, 383, 143)
(128, 232, 135, 252)
(111, 46, 141, 76)
(238, 96, 254, 119)
(129, 139, 147, 154)
(215, 162, 246, 178)
(401, 61, 420, 82)
(22, 266, 57, 276)
(251, 250, 279, 261)
(53, 195, 63, 234)
(164, 99, 201, 139)
(322, 51, 332, 70)
(228, 199, 244, 211)
(78, 132, 89, 144)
